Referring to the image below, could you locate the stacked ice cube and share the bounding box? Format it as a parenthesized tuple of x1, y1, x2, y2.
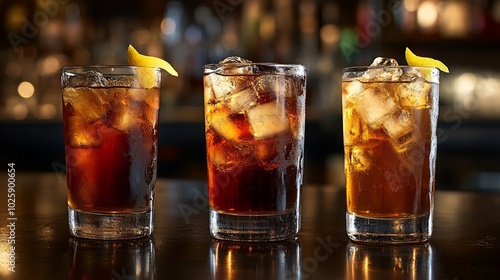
(63, 69, 159, 148)
(205, 57, 293, 143)
(344, 57, 433, 154)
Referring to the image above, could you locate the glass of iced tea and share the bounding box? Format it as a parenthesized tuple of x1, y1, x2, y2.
(61, 66, 160, 239)
(203, 57, 306, 242)
(342, 58, 439, 244)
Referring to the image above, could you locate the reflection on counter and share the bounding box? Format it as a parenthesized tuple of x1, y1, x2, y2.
(346, 242, 434, 280)
(69, 238, 156, 280)
(210, 240, 301, 279)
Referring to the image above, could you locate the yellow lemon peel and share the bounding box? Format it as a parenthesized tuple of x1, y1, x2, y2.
(405, 47, 449, 73)
(127, 44, 178, 88)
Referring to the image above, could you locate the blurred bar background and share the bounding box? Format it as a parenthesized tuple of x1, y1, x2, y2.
(1, 0, 499, 191)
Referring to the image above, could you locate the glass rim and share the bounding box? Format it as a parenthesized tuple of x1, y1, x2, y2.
(203, 62, 306, 69)
(61, 65, 161, 72)
(342, 65, 439, 72)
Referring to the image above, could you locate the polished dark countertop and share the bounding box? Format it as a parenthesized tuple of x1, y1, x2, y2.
(1, 172, 499, 279)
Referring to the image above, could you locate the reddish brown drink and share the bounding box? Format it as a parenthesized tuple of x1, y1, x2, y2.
(206, 98, 301, 214)
(62, 66, 160, 239)
(63, 87, 158, 213)
(204, 58, 306, 241)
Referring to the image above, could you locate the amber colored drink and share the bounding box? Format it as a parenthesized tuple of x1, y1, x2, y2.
(62, 66, 160, 239)
(342, 65, 439, 244)
(204, 59, 306, 241)
(343, 81, 438, 217)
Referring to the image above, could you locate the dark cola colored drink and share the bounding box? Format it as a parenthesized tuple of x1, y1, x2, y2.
(63, 86, 159, 213)
(62, 66, 160, 239)
(206, 119, 300, 214)
(204, 60, 306, 241)
(205, 73, 305, 214)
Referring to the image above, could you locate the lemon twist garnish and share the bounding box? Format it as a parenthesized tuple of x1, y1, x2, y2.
(127, 44, 178, 88)
(405, 47, 449, 73)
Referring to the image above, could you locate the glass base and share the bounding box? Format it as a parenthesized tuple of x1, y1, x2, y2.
(210, 207, 300, 242)
(346, 212, 432, 244)
(68, 207, 153, 240)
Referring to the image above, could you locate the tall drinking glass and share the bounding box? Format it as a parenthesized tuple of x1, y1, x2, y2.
(203, 60, 306, 241)
(342, 65, 439, 244)
(61, 66, 160, 239)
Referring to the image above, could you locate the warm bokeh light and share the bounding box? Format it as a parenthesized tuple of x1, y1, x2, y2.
(259, 15, 275, 41)
(440, 1, 469, 37)
(300, 15, 317, 35)
(17, 81, 35, 98)
(40, 56, 60, 75)
(38, 103, 57, 119)
(320, 24, 340, 46)
(404, 0, 420, 12)
(417, 1, 438, 31)
(454, 73, 478, 110)
(4, 5, 26, 30)
(454, 73, 477, 96)
(12, 103, 29, 120)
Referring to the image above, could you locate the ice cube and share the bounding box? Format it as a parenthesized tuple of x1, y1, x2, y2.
(354, 87, 397, 129)
(382, 110, 421, 153)
(67, 115, 102, 148)
(253, 74, 293, 99)
(143, 102, 159, 129)
(219, 56, 255, 76)
(363, 57, 402, 81)
(370, 57, 399, 67)
(204, 81, 216, 105)
(399, 68, 422, 81)
(205, 57, 255, 103)
(67, 69, 109, 87)
(207, 132, 252, 172)
(63, 87, 111, 123)
(109, 75, 135, 88)
(253, 138, 278, 162)
(397, 77, 432, 108)
(343, 107, 370, 146)
(343, 80, 365, 104)
(128, 88, 160, 110)
(224, 86, 258, 113)
(246, 100, 290, 139)
(219, 56, 252, 64)
(207, 103, 253, 142)
(109, 92, 144, 132)
(205, 73, 250, 101)
(128, 87, 160, 128)
(208, 141, 237, 171)
(348, 146, 371, 172)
